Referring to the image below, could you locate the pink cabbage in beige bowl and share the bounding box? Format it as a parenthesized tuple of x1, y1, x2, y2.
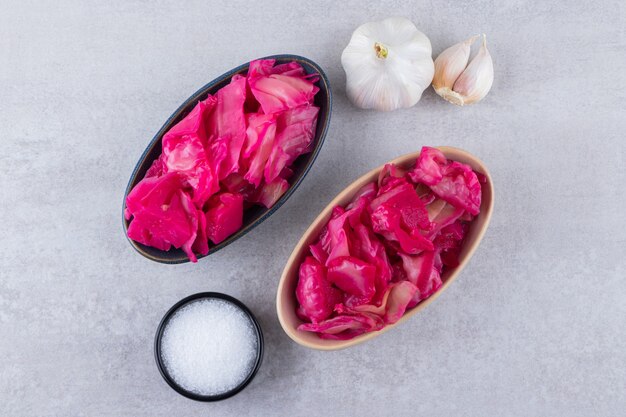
(277, 147, 494, 350)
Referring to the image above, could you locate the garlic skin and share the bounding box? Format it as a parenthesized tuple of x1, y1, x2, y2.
(432, 34, 494, 106)
(341, 17, 435, 112)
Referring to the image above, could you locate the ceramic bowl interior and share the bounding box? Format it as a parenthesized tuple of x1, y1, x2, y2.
(123, 54, 332, 263)
(276, 147, 494, 350)
(154, 292, 264, 401)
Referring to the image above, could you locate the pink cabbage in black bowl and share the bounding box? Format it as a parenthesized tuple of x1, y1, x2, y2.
(122, 55, 332, 264)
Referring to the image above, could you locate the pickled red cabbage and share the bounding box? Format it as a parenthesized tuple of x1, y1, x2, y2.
(125, 59, 320, 261)
(205, 193, 244, 245)
(296, 147, 484, 339)
(296, 257, 341, 323)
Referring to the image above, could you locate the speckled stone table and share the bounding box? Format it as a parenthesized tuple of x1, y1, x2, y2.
(1, 1, 624, 416)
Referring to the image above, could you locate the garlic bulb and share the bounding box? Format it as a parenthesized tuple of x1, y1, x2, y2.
(432, 34, 494, 106)
(341, 17, 435, 112)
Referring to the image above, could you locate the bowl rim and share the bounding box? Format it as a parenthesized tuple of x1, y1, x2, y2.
(154, 292, 264, 401)
(276, 146, 495, 350)
(122, 54, 332, 264)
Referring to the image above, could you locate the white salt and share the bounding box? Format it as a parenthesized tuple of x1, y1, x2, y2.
(160, 298, 259, 396)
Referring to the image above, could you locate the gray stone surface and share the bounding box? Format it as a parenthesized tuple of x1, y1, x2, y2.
(1, 0, 625, 415)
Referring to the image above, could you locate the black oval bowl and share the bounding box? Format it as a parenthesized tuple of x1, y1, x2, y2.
(122, 54, 332, 263)
(154, 292, 264, 402)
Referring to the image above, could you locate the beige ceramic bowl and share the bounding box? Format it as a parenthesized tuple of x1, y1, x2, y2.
(276, 147, 494, 350)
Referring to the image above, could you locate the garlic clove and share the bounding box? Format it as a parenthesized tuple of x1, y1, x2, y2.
(432, 35, 479, 95)
(452, 34, 494, 105)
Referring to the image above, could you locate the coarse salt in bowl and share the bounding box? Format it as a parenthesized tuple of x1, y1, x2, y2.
(154, 292, 264, 401)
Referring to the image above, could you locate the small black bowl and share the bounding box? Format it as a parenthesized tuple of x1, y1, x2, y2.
(154, 292, 264, 402)
(123, 54, 332, 264)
